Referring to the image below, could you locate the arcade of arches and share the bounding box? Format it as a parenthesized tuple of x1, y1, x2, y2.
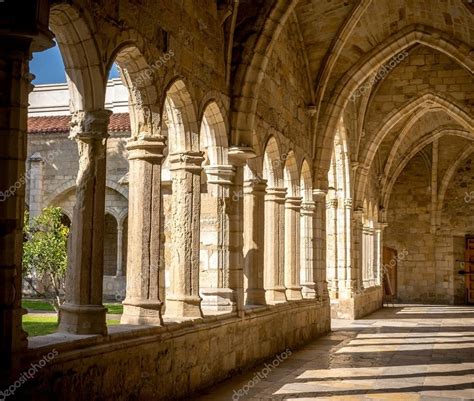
(0, 1, 473, 400)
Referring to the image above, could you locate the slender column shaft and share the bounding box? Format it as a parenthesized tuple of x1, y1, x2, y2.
(300, 201, 316, 299)
(326, 198, 338, 297)
(200, 165, 236, 312)
(243, 178, 267, 305)
(374, 225, 383, 285)
(313, 189, 329, 301)
(28, 153, 44, 218)
(352, 210, 365, 294)
(284, 196, 303, 300)
(165, 151, 204, 318)
(116, 224, 123, 277)
(121, 135, 166, 324)
(59, 110, 111, 335)
(264, 187, 287, 303)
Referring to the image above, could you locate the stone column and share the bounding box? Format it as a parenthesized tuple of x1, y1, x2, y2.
(0, 0, 53, 381)
(116, 221, 123, 277)
(264, 187, 287, 303)
(367, 226, 375, 286)
(243, 177, 267, 305)
(200, 165, 236, 312)
(284, 196, 303, 300)
(340, 198, 354, 297)
(59, 109, 112, 335)
(165, 151, 205, 318)
(374, 223, 385, 286)
(313, 189, 329, 301)
(352, 209, 365, 294)
(326, 197, 338, 297)
(28, 152, 44, 218)
(300, 200, 316, 299)
(121, 135, 165, 325)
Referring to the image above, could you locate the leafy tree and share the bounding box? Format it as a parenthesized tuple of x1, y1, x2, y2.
(23, 207, 69, 317)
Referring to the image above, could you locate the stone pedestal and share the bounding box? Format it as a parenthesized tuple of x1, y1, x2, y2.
(165, 151, 205, 318)
(200, 165, 236, 312)
(264, 187, 287, 303)
(59, 110, 112, 335)
(121, 135, 166, 325)
(284, 196, 303, 300)
(243, 178, 267, 305)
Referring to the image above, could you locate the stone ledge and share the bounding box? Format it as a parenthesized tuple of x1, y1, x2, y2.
(19, 300, 330, 400)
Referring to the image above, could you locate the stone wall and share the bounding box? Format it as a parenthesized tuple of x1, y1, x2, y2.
(385, 147, 474, 304)
(20, 301, 330, 401)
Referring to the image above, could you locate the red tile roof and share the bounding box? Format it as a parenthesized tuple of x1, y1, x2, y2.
(28, 113, 130, 134)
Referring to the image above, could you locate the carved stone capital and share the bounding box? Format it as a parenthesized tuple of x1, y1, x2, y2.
(168, 151, 204, 172)
(126, 135, 166, 162)
(265, 187, 287, 203)
(344, 198, 353, 209)
(285, 196, 302, 210)
(69, 110, 112, 141)
(204, 165, 236, 186)
(326, 198, 338, 209)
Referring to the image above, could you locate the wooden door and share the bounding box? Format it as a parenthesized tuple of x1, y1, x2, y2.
(465, 237, 474, 304)
(383, 247, 397, 297)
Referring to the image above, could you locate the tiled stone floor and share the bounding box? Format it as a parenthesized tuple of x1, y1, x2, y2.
(195, 305, 474, 400)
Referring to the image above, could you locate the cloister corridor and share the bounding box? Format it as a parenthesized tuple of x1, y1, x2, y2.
(196, 306, 474, 401)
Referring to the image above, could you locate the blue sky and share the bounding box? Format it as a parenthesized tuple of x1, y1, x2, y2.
(31, 41, 120, 85)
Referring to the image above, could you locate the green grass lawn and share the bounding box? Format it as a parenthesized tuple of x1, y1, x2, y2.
(22, 299, 55, 312)
(22, 315, 120, 337)
(23, 315, 58, 337)
(21, 299, 122, 336)
(22, 299, 123, 315)
(105, 303, 123, 314)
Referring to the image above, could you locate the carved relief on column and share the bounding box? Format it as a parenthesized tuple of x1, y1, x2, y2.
(59, 109, 111, 335)
(264, 187, 287, 303)
(200, 165, 237, 312)
(121, 135, 166, 325)
(284, 196, 303, 300)
(243, 177, 267, 305)
(165, 151, 205, 318)
(300, 200, 316, 299)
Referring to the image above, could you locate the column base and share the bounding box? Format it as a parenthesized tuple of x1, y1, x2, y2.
(285, 286, 303, 300)
(245, 288, 267, 306)
(58, 303, 107, 335)
(301, 283, 317, 299)
(265, 287, 287, 304)
(121, 300, 163, 325)
(200, 288, 236, 312)
(164, 296, 203, 318)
